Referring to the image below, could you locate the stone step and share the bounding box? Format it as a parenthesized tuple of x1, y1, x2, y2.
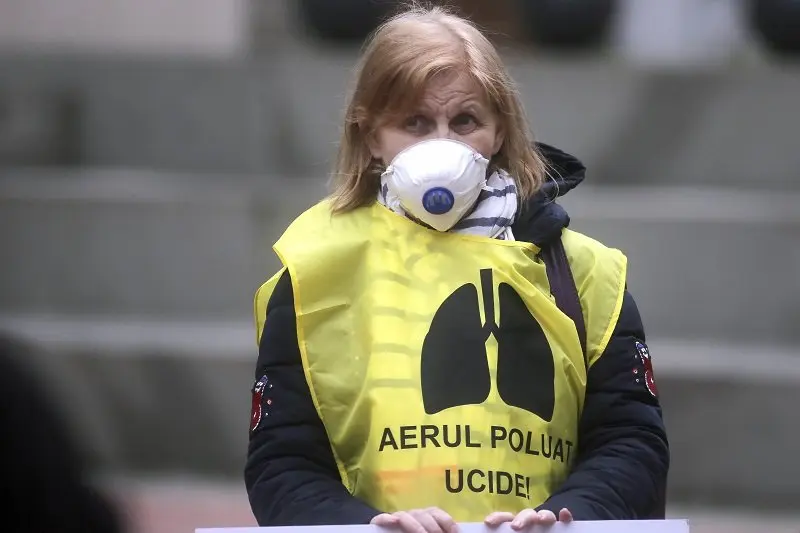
(561, 185, 800, 344)
(1, 316, 797, 510)
(3, 51, 800, 187)
(1, 172, 797, 342)
(0, 54, 283, 173)
(0, 169, 324, 318)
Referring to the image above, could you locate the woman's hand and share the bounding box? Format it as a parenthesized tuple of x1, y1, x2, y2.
(484, 508, 573, 529)
(371, 507, 458, 533)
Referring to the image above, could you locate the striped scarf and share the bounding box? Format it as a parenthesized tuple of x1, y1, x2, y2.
(378, 170, 518, 240)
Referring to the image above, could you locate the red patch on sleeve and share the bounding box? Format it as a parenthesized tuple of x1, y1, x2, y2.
(635, 341, 658, 397)
(250, 375, 272, 432)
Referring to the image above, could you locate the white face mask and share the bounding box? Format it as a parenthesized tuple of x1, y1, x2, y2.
(381, 139, 490, 232)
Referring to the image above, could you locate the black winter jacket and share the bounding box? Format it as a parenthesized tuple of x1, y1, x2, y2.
(244, 144, 669, 525)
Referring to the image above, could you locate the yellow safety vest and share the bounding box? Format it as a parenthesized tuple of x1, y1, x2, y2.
(254, 200, 626, 521)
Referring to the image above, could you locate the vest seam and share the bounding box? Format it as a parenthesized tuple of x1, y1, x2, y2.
(273, 246, 353, 492)
(254, 267, 286, 345)
(253, 283, 263, 346)
(588, 253, 628, 368)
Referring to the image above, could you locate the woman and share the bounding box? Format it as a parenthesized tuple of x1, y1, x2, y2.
(245, 6, 668, 532)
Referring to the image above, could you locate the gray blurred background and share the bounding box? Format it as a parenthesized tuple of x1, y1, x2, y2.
(0, 0, 798, 531)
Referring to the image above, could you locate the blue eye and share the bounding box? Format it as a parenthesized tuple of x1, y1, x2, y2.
(422, 187, 455, 214)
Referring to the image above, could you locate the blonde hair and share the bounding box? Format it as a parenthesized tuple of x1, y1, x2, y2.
(329, 4, 546, 213)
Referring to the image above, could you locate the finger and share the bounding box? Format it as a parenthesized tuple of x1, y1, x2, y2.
(370, 513, 400, 526)
(427, 507, 458, 533)
(408, 509, 444, 533)
(510, 508, 538, 530)
(558, 508, 574, 523)
(395, 511, 431, 533)
(535, 510, 557, 524)
(484, 512, 515, 526)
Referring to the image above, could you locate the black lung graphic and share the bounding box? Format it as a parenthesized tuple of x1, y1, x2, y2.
(421, 269, 555, 421)
(496, 283, 555, 421)
(421, 283, 491, 414)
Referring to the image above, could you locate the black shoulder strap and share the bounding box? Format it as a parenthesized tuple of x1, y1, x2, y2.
(540, 239, 665, 518)
(540, 237, 587, 359)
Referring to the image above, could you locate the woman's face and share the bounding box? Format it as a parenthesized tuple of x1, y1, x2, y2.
(367, 71, 505, 164)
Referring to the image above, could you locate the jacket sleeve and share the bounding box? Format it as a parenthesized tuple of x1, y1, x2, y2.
(244, 270, 382, 526)
(537, 291, 670, 520)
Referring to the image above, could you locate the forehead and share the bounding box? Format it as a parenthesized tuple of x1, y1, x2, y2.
(370, 65, 496, 127)
(418, 72, 488, 108)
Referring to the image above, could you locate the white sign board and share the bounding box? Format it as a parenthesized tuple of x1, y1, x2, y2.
(198, 520, 689, 533)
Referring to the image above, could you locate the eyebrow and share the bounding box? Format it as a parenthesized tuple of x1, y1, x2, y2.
(457, 100, 489, 116)
(414, 99, 487, 116)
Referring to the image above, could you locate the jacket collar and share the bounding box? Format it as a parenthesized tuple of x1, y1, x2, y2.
(511, 143, 586, 247)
